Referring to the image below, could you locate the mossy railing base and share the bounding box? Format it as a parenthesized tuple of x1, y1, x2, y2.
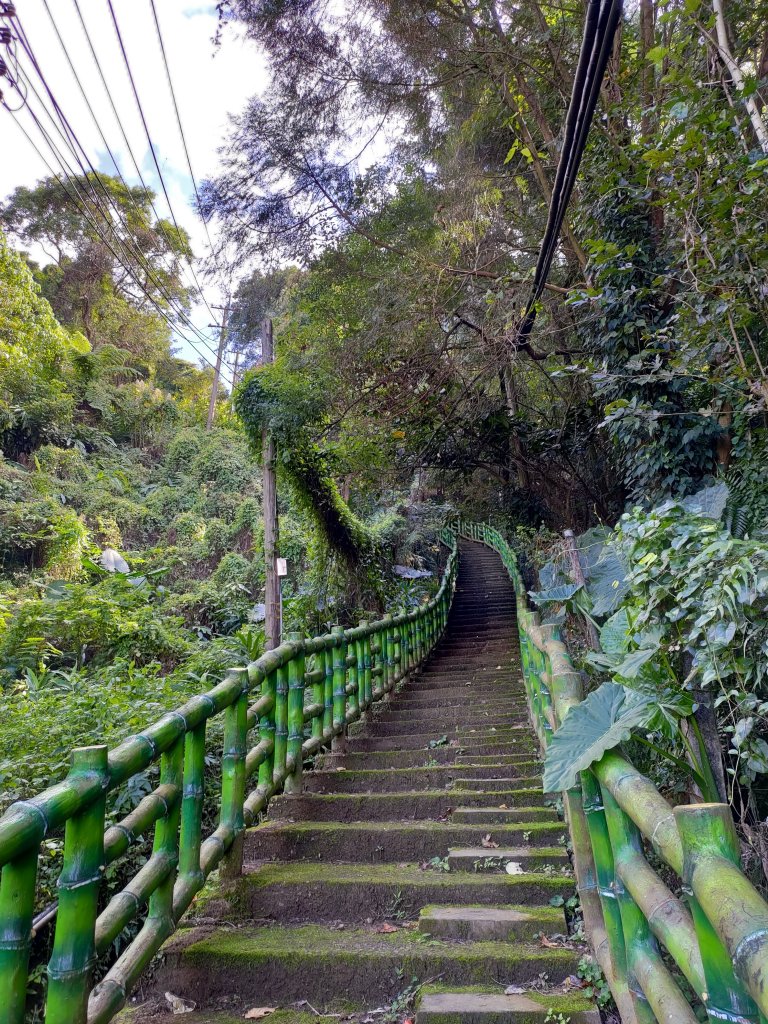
(456, 519, 768, 1024)
(0, 535, 458, 1024)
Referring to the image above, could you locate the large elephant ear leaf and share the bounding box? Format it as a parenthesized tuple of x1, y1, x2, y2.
(543, 683, 654, 792)
(599, 607, 630, 655)
(528, 582, 582, 606)
(681, 482, 728, 520)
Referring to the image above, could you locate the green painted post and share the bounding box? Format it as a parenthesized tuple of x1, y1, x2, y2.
(311, 648, 324, 746)
(220, 674, 248, 879)
(46, 746, 109, 1024)
(177, 723, 206, 903)
(358, 621, 370, 711)
(285, 633, 305, 794)
(348, 631, 360, 720)
(392, 620, 402, 686)
(323, 642, 334, 740)
(273, 662, 289, 782)
(414, 613, 424, 668)
(581, 770, 630, 1006)
(259, 670, 276, 794)
(146, 735, 183, 937)
(0, 843, 39, 1024)
(383, 615, 394, 693)
(331, 626, 347, 752)
(675, 804, 764, 1024)
(400, 618, 410, 676)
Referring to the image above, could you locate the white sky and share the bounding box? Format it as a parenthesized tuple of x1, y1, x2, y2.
(1, 1, 268, 385)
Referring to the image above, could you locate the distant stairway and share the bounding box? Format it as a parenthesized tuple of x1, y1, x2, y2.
(123, 542, 598, 1024)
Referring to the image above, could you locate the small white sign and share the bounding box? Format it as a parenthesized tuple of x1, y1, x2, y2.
(276, 557, 288, 577)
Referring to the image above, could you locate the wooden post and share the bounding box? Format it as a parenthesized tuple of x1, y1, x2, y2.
(206, 302, 230, 431)
(262, 317, 280, 650)
(563, 529, 600, 650)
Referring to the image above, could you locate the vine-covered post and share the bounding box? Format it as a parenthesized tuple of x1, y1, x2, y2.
(285, 633, 305, 794)
(46, 746, 109, 1024)
(331, 626, 348, 752)
(675, 804, 765, 1024)
(273, 662, 289, 782)
(220, 672, 248, 879)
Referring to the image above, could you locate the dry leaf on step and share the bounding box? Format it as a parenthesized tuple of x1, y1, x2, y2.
(164, 992, 196, 1014)
(481, 833, 499, 849)
(244, 1009, 276, 1020)
(376, 922, 399, 933)
(498, 804, 508, 810)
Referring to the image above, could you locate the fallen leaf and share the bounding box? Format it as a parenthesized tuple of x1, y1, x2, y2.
(481, 833, 499, 849)
(498, 804, 508, 810)
(401, 921, 419, 930)
(541, 936, 564, 948)
(504, 986, 525, 995)
(244, 1009, 276, 1020)
(165, 992, 196, 1014)
(336, 767, 347, 772)
(376, 923, 398, 933)
(505, 861, 524, 875)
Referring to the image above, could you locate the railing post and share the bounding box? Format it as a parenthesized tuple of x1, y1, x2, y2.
(392, 619, 402, 687)
(348, 629, 360, 721)
(383, 614, 394, 695)
(675, 804, 764, 1024)
(46, 746, 109, 1024)
(258, 671, 277, 795)
(0, 817, 42, 1024)
(273, 662, 289, 784)
(323, 641, 334, 742)
(331, 626, 348, 753)
(285, 634, 305, 795)
(175, 722, 206, 909)
(358, 621, 371, 715)
(220, 672, 249, 879)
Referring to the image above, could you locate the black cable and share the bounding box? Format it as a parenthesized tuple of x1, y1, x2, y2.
(2, 93, 233, 386)
(148, 0, 215, 255)
(513, 0, 623, 351)
(9, 19, 231, 370)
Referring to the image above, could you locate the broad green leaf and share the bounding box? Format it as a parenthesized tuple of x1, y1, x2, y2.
(528, 583, 582, 606)
(614, 645, 659, 680)
(543, 683, 654, 792)
(599, 608, 630, 656)
(681, 483, 729, 520)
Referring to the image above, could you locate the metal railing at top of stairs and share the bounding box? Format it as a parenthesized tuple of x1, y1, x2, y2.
(457, 519, 768, 1024)
(0, 534, 459, 1024)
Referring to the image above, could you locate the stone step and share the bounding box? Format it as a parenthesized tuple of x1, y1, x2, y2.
(363, 716, 530, 736)
(222, 861, 576, 922)
(246, 819, 566, 862)
(416, 988, 599, 1024)
(265, 790, 549, 822)
(346, 733, 535, 753)
(452, 807, 557, 824)
(418, 904, 565, 941)
(318, 748, 537, 770)
(158, 925, 582, 1006)
(374, 702, 527, 722)
(447, 846, 569, 872)
(303, 765, 541, 793)
(393, 692, 524, 708)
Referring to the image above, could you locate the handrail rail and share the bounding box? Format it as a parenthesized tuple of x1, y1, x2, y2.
(456, 519, 768, 1024)
(0, 533, 458, 1024)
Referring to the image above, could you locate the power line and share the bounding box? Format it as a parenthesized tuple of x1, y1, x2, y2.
(5, 14, 234, 376)
(148, 0, 215, 256)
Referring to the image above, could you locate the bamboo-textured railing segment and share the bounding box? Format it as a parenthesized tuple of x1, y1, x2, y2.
(0, 535, 458, 1024)
(455, 520, 768, 1024)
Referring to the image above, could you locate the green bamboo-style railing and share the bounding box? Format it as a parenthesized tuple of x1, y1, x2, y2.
(457, 519, 768, 1024)
(0, 534, 457, 1024)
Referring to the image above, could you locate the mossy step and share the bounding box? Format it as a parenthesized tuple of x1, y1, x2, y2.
(228, 861, 575, 923)
(453, 777, 542, 793)
(266, 791, 548, 822)
(455, 754, 539, 766)
(452, 808, 557, 825)
(159, 924, 581, 1006)
(118, 1009, 320, 1024)
(447, 847, 568, 873)
(416, 987, 599, 1024)
(358, 718, 531, 737)
(375, 705, 528, 723)
(418, 904, 564, 942)
(346, 731, 531, 753)
(303, 766, 541, 793)
(388, 695, 524, 711)
(318, 749, 537, 770)
(246, 819, 566, 862)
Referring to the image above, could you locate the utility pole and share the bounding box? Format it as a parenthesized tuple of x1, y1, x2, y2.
(206, 301, 230, 431)
(261, 317, 280, 650)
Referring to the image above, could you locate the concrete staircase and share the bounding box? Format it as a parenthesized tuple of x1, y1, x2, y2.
(123, 541, 598, 1024)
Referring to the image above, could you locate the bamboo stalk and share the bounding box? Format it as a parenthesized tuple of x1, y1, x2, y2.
(273, 662, 289, 781)
(46, 746, 109, 1024)
(285, 632, 306, 795)
(220, 673, 248, 880)
(331, 626, 348, 752)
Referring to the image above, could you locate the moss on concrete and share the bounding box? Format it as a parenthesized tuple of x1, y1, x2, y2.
(242, 861, 575, 890)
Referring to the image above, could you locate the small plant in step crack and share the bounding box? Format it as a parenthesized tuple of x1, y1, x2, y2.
(545, 1011, 571, 1024)
(423, 758, 439, 768)
(472, 856, 505, 872)
(523, 830, 532, 843)
(385, 890, 407, 920)
(422, 855, 450, 872)
(427, 735, 448, 748)
(381, 974, 422, 1023)
(578, 955, 613, 1008)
